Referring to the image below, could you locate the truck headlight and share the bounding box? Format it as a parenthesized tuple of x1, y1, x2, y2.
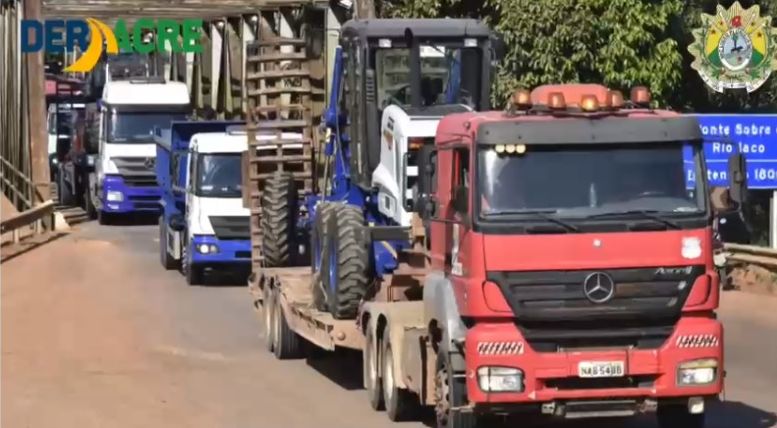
(197, 244, 219, 254)
(477, 366, 524, 392)
(106, 190, 124, 202)
(678, 359, 718, 386)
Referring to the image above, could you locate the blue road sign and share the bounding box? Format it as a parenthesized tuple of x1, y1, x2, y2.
(685, 114, 777, 189)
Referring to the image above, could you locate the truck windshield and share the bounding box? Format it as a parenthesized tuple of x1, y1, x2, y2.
(375, 45, 482, 109)
(477, 142, 707, 219)
(194, 154, 242, 198)
(108, 111, 187, 143)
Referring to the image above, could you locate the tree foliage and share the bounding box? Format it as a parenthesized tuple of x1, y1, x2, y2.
(378, 0, 777, 111)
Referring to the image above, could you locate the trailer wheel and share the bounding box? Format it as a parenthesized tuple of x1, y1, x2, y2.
(364, 326, 384, 411)
(435, 350, 477, 428)
(159, 216, 177, 270)
(261, 172, 298, 267)
(271, 287, 303, 359)
(322, 204, 371, 319)
(262, 283, 276, 353)
(311, 202, 335, 311)
(382, 326, 419, 421)
(657, 404, 705, 428)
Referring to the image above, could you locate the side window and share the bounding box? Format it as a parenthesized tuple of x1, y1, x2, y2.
(188, 152, 197, 192)
(452, 148, 470, 190)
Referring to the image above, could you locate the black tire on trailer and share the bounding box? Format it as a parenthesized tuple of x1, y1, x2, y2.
(364, 325, 384, 411)
(261, 172, 298, 267)
(657, 404, 705, 428)
(262, 282, 276, 353)
(435, 349, 478, 428)
(321, 204, 371, 320)
(382, 325, 419, 421)
(58, 166, 75, 206)
(311, 202, 335, 311)
(158, 216, 177, 270)
(271, 287, 303, 359)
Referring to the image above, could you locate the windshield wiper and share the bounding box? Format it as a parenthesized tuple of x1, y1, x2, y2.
(588, 210, 680, 229)
(486, 209, 580, 232)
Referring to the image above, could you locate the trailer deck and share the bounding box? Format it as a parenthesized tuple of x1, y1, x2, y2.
(249, 267, 364, 351)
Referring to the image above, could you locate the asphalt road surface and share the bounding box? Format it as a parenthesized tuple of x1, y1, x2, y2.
(2, 221, 776, 428)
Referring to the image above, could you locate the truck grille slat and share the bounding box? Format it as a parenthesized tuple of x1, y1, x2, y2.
(113, 157, 158, 187)
(209, 216, 250, 240)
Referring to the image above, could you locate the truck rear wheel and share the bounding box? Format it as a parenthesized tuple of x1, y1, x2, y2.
(435, 350, 477, 428)
(261, 172, 298, 267)
(58, 166, 75, 206)
(657, 404, 705, 428)
(364, 326, 384, 411)
(271, 287, 303, 359)
(158, 216, 177, 270)
(322, 204, 371, 319)
(382, 326, 419, 421)
(311, 202, 335, 312)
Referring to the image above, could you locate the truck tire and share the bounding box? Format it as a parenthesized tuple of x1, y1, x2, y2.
(261, 172, 298, 267)
(97, 211, 112, 226)
(85, 174, 97, 219)
(311, 202, 335, 312)
(262, 283, 276, 353)
(158, 216, 177, 270)
(364, 326, 384, 411)
(58, 167, 75, 206)
(182, 243, 203, 286)
(322, 204, 371, 319)
(657, 404, 705, 428)
(271, 287, 303, 359)
(382, 325, 419, 421)
(435, 350, 477, 428)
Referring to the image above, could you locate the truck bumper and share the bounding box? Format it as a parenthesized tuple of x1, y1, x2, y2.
(464, 316, 723, 407)
(190, 235, 252, 266)
(100, 175, 160, 214)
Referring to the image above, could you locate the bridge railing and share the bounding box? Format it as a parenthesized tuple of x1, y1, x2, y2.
(0, 156, 55, 243)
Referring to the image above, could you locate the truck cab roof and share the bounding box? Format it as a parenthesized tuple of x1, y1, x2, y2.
(102, 79, 189, 106)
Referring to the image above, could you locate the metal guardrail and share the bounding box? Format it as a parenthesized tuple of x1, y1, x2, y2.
(722, 243, 777, 269)
(1, 155, 54, 243)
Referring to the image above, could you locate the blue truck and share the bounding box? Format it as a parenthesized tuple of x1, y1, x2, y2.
(155, 120, 252, 285)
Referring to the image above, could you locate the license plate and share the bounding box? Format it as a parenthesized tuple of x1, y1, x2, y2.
(578, 361, 625, 378)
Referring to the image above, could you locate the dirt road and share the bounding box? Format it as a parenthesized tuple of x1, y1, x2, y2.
(2, 222, 776, 428)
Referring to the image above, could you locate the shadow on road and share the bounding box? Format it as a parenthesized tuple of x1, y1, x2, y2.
(0, 232, 68, 263)
(193, 269, 251, 288)
(100, 212, 159, 227)
(305, 347, 364, 391)
(708, 400, 777, 428)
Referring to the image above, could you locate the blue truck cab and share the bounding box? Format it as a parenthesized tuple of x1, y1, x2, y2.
(155, 121, 252, 285)
(89, 77, 191, 224)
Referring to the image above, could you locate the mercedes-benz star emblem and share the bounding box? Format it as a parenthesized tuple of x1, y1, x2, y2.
(583, 272, 616, 304)
(144, 158, 155, 169)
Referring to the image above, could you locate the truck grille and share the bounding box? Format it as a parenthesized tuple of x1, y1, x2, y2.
(128, 195, 159, 210)
(209, 216, 250, 240)
(488, 265, 705, 351)
(113, 157, 157, 187)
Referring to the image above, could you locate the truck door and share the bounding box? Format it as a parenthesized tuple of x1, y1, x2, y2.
(185, 150, 196, 242)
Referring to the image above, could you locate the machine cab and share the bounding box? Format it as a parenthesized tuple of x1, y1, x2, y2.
(334, 19, 498, 190)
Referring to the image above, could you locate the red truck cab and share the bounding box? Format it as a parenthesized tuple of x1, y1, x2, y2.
(420, 84, 742, 428)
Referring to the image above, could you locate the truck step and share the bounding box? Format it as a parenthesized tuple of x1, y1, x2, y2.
(252, 38, 306, 47)
(246, 52, 307, 63)
(246, 69, 310, 79)
(247, 86, 314, 96)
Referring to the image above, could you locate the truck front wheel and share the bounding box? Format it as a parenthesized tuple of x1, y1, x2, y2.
(435, 350, 477, 428)
(261, 172, 298, 267)
(321, 204, 371, 319)
(57, 166, 75, 206)
(657, 404, 705, 428)
(182, 243, 203, 285)
(158, 217, 177, 270)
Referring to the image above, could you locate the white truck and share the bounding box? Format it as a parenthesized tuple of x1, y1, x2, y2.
(89, 76, 191, 224)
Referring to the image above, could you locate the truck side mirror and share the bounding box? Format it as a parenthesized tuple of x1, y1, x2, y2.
(727, 153, 747, 205)
(168, 214, 185, 232)
(415, 146, 437, 217)
(491, 32, 507, 62)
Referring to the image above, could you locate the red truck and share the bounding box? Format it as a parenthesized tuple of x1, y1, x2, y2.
(253, 83, 740, 428)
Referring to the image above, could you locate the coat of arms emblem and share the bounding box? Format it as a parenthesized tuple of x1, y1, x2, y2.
(688, 2, 777, 92)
